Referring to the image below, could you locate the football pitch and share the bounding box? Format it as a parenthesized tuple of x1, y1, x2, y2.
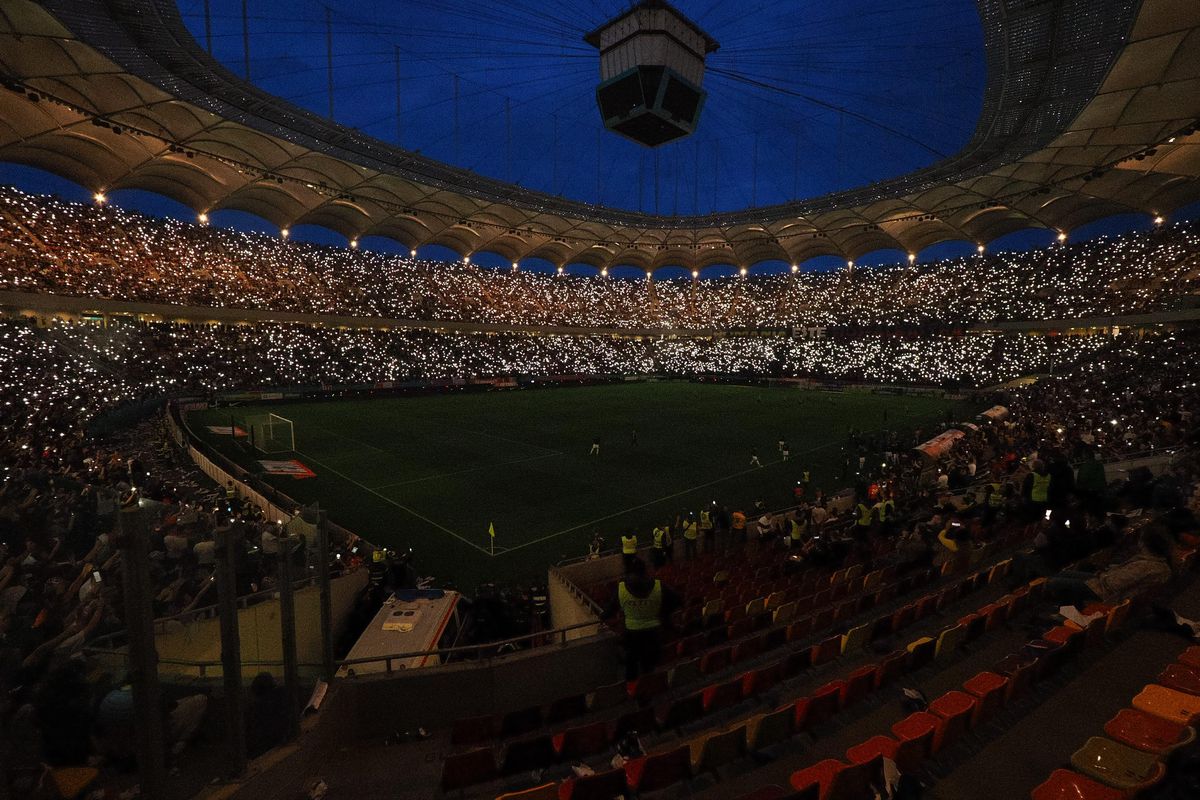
(191, 383, 967, 587)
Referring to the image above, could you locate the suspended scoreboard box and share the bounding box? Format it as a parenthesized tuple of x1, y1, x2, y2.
(585, 0, 719, 147)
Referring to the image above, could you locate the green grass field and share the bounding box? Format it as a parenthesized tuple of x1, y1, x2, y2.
(191, 383, 966, 587)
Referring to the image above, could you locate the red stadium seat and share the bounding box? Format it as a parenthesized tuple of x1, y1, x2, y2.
(806, 682, 842, 727)
(1157, 663, 1200, 696)
(811, 634, 841, 666)
(1030, 769, 1128, 800)
(558, 768, 628, 800)
(928, 690, 976, 752)
(839, 665, 878, 708)
(789, 755, 881, 800)
(553, 721, 610, 760)
(962, 671, 1009, 726)
(624, 745, 691, 793)
(1103, 708, 1195, 754)
(875, 650, 909, 689)
(703, 678, 744, 712)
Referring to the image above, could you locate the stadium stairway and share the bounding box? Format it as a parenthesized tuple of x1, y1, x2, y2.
(932, 574, 1200, 800)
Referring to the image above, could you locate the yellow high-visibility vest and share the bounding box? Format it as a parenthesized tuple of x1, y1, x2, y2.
(879, 499, 895, 521)
(621, 535, 638, 555)
(619, 581, 663, 631)
(856, 503, 873, 526)
(1031, 472, 1051, 503)
(699, 510, 712, 529)
(790, 518, 806, 541)
(989, 483, 1005, 507)
(683, 521, 698, 541)
(652, 528, 666, 549)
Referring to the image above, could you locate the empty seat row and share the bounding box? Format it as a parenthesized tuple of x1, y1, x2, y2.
(469, 574, 1042, 798)
(1031, 644, 1200, 799)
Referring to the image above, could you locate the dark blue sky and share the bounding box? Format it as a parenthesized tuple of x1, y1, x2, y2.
(178, 0, 987, 212)
(1, 0, 1195, 273)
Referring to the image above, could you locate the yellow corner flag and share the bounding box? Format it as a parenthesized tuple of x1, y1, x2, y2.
(488, 522, 496, 538)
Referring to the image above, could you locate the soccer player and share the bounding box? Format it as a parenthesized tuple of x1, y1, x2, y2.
(750, 448, 762, 468)
(781, 441, 790, 461)
(589, 437, 600, 455)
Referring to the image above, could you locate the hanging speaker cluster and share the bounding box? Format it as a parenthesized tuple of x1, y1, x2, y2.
(584, 0, 718, 148)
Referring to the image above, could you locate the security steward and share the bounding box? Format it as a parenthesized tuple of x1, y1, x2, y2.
(621, 530, 639, 570)
(682, 513, 699, 560)
(602, 558, 680, 681)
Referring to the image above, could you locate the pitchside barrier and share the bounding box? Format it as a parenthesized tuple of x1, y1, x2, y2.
(169, 402, 297, 525)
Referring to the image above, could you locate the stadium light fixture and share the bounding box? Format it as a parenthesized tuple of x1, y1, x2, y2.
(349, 239, 358, 249)
(907, 253, 916, 264)
(1057, 231, 1067, 243)
(280, 227, 289, 239)
(556, 265, 564, 276)
(410, 249, 417, 258)
(197, 212, 209, 225)
(976, 244, 985, 255)
(846, 260, 854, 269)
(92, 191, 107, 205)
(463, 254, 471, 264)
(790, 264, 798, 273)
(646, 271, 652, 280)
(1154, 215, 1164, 226)
(691, 270, 699, 279)
(739, 267, 747, 277)
(512, 261, 519, 271)
(600, 267, 608, 277)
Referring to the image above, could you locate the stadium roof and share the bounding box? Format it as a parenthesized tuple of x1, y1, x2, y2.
(0, 0, 1198, 270)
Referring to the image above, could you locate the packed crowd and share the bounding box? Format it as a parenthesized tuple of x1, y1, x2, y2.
(742, 332, 1200, 608)
(1, 186, 1197, 330)
(0, 317, 1128, 444)
(0, 182, 1198, 793)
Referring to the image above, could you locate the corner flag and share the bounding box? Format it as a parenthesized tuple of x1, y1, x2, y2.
(488, 521, 496, 556)
(488, 522, 496, 538)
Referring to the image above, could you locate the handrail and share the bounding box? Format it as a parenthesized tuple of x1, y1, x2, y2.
(84, 618, 611, 677)
(84, 573, 325, 652)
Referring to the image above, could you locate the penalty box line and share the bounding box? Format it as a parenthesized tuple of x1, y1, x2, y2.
(496, 440, 841, 556)
(368, 451, 562, 490)
(295, 449, 494, 557)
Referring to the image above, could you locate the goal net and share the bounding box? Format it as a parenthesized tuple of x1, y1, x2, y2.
(246, 413, 295, 454)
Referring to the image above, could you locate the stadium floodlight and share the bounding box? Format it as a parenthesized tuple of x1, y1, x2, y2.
(245, 413, 295, 453)
(739, 267, 747, 277)
(600, 267, 608, 277)
(790, 264, 798, 273)
(585, 0, 718, 147)
(463, 254, 471, 264)
(908, 253, 916, 264)
(556, 266, 564, 275)
(512, 261, 519, 270)
(349, 239, 358, 249)
(977, 244, 985, 254)
(1154, 215, 1164, 225)
(197, 212, 209, 224)
(93, 191, 107, 205)
(691, 270, 698, 278)
(280, 227, 289, 238)
(410, 249, 417, 258)
(846, 260, 854, 269)
(1057, 231, 1067, 243)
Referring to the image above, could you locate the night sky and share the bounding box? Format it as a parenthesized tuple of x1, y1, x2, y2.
(1, 0, 1194, 273)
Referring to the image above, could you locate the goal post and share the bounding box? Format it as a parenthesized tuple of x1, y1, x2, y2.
(246, 413, 295, 454)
